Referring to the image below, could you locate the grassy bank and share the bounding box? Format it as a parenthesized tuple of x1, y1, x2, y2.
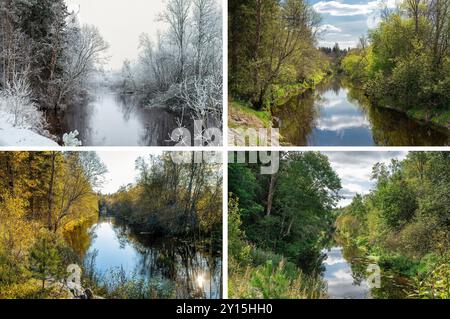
(228, 196, 328, 299)
(229, 71, 329, 131)
(406, 107, 450, 131)
(229, 100, 272, 130)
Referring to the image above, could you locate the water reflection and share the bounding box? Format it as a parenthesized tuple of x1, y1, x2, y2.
(70, 218, 221, 299)
(274, 78, 449, 146)
(63, 90, 180, 146)
(322, 247, 370, 299)
(322, 245, 412, 299)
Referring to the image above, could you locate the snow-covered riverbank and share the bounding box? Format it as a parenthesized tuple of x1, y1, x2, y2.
(0, 113, 58, 146)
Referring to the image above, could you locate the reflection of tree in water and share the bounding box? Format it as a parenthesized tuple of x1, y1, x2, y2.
(62, 96, 93, 143)
(343, 82, 449, 146)
(341, 244, 367, 286)
(64, 218, 98, 259)
(105, 220, 221, 298)
(335, 235, 413, 298)
(273, 91, 318, 145)
(174, 243, 221, 299)
(275, 77, 448, 146)
(115, 94, 140, 122)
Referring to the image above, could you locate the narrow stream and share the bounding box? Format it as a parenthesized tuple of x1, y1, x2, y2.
(273, 78, 449, 146)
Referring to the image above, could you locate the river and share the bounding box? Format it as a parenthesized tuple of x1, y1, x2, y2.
(66, 217, 222, 299)
(273, 78, 449, 146)
(62, 89, 181, 146)
(322, 246, 413, 299)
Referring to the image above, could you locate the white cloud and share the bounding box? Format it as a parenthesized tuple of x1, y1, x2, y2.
(317, 24, 342, 33)
(313, 0, 398, 17)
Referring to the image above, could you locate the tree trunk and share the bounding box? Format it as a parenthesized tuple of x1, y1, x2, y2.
(266, 173, 278, 216)
(5, 154, 15, 196)
(47, 152, 56, 229)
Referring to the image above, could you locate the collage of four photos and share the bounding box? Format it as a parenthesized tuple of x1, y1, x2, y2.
(0, 0, 448, 301)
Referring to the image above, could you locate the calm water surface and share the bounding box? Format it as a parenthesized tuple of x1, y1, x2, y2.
(274, 79, 449, 146)
(68, 218, 222, 299)
(63, 90, 179, 146)
(322, 246, 412, 299)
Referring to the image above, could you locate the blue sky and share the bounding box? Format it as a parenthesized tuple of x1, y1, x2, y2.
(311, 0, 399, 48)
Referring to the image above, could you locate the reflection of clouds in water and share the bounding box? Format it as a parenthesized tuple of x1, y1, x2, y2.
(315, 115, 370, 131)
(315, 89, 371, 131)
(332, 268, 354, 281)
(323, 247, 370, 299)
(323, 255, 346, 266)
(320, 98, 342, 108)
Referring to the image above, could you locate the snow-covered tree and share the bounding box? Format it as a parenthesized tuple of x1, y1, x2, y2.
(54, 20, 108, 110)
(0, 70, 46, 132)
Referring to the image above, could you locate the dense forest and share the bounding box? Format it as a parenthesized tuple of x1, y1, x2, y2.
(228, 0, 330, 129)
(0, 151, 222, 299)
(0, 0, 223, 146)
(340, 0, 450, 129)
(100, 153, 223, 245)
(229, 152, 449, 299)
(336, 152, 449, 299)
(229, 152, 341, 298)
(0, 151, 104, 298)
(0, 0, 108, 145)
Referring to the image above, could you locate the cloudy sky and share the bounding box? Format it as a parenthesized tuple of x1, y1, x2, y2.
(65, 0, 166, 70)
(324, 151, 407, 207)
(311, 0, 399, 48)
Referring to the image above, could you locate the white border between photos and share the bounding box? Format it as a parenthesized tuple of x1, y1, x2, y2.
(1, 0, 449, 301)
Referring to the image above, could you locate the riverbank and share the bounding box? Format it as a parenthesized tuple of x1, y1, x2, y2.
(344, 79, 450, 133)
(228, 73, 329, 145)
(381, 103, 450, 132)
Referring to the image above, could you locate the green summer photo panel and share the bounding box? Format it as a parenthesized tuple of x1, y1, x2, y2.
(0, 0, 223, 147)
(0, 151, 223, 299)
(228, 0, 450, 146)
(228, 151, 449, 299)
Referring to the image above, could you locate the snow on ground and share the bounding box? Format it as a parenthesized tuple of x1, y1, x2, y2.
(0, 116, 59, 146)
(0, 127, 59, 146)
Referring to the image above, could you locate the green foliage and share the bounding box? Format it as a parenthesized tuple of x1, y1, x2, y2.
(228, 152, 340, 298)
(414, 262, 450, 299)
(228, 196, 251, 264)
(250, 261, 292, 299)
(341, 49, 373, 82)
(375, 180, 417, 230)
(335, 152, 450, 299)
(29, 231, 64, 290)
(229, 0, 329, 109)
(340, 2, 450, 125)
(229, 257, 326, 299)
